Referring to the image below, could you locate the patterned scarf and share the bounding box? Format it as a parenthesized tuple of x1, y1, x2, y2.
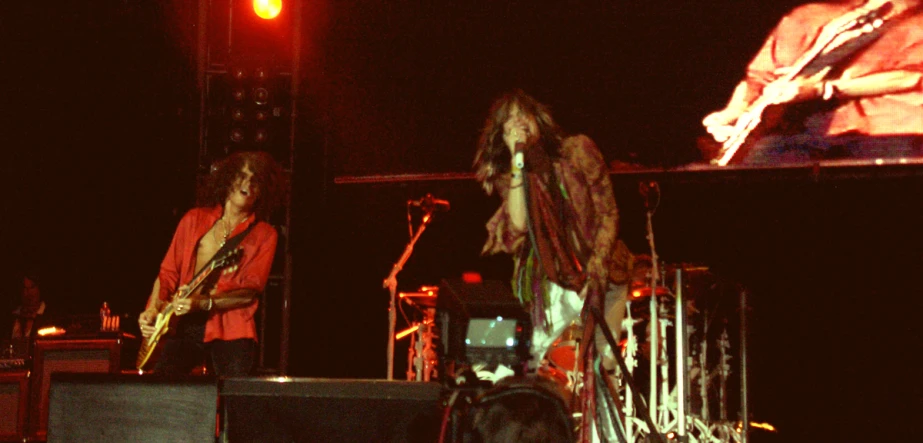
(514, 143, 588, 330)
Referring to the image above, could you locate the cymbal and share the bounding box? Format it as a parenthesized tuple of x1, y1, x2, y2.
(664, 262, 711, 274)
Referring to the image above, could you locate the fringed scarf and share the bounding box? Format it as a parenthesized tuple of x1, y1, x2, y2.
(512, 142, 588, 331)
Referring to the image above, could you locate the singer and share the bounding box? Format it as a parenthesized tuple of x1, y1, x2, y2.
(702, 0, 923, 164)
(473, 89, 619, 438)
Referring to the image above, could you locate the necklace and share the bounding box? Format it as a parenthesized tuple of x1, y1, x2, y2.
(214, 215, 246, 248)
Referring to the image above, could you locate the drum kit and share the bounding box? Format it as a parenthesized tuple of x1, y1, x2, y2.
(561, 263, 748, 443)
(398, 263, 749, 443)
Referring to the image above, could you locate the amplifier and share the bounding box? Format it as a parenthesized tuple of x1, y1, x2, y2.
(0, 371, 29, 443)
(0, 359, 26, 371)
(29, 338, 121, 441)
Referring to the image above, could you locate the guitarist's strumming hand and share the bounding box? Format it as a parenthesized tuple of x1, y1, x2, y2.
(138, 309, 158, 338)
(703, 109, 743, 143)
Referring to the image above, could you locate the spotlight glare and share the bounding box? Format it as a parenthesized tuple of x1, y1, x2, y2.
(253, 0, 282, 20)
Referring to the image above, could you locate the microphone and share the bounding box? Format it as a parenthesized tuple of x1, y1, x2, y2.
(639, 181, 660, 210)
(513, 142, 526, 170)
(408, 193, 450, 212)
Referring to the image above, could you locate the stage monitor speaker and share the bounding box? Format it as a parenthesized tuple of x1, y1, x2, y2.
(29, 338, 121, 441)
(0, 371, 28, 443)
(47, 374, 218, 443)
(221, 378, 444, 443)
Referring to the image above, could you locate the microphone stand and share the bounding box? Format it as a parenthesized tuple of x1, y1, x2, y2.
(383, 209, 436, 381)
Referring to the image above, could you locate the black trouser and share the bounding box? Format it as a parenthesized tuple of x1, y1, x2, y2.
(154, 313, 256, 377)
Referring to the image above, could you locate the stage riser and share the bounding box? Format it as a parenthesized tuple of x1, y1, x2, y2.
(47, 375, 217, 443)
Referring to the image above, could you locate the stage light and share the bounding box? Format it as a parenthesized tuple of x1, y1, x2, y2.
(231, 108, 245, 122)
(252, 87, 270, 106)
(232, 66, 247, 81)
(253, 66, 269, 81)
(230, 127, 245, 143)
(254, 128, 269, 144)
(253, 0, 282, 20)
(37, 326, 66, 337)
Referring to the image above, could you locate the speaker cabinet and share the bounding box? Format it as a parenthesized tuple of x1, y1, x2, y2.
(47, 374, 218, 443)
(29, 338, 121, 441)
(0, 371, 28, 443)
(221, 378, 444, 443)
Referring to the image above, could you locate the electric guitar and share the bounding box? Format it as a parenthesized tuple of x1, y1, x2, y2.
(713, 2, 893, 166)
(136, 247, 243, 370)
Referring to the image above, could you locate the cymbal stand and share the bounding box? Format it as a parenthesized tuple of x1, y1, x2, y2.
(383, 208, 436, 381)
(641, 181, 662, 436)
(673, 268, 691, 441)
(622, 301, 641, 441)
(655, 295, 672, 428)
(698, 313, 711, 423)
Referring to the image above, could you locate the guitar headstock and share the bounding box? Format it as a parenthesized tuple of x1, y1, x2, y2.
(212, 247, 244, 271)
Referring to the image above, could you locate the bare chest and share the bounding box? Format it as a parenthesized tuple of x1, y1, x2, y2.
(195, 224, 224, 273)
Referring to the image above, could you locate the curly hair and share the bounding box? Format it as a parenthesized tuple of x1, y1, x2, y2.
(473, 89, 565, 195)
(203, 151, 285, 220)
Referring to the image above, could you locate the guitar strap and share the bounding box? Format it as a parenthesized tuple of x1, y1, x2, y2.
(214, 221, 257, 260)
(189, 221, 258, 300)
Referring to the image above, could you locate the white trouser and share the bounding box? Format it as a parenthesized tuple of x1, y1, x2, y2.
(530, 282, 585, 368)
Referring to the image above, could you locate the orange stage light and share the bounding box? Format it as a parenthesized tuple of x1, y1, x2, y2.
(253, 0, 282, 20)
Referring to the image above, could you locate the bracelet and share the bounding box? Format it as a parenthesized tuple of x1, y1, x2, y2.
(206, 297, 214, 312)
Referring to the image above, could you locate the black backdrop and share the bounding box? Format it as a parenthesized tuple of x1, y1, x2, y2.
(3, 1, 922, 441)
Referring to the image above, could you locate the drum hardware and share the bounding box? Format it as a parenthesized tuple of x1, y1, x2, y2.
(398, 285, 440, 382)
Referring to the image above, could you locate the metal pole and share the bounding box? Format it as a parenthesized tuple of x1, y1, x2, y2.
(739, 289, 750, 443)
(675, 268, 686, 441)
(196, 0, 209, 166)
(646, 210, 659, 430)
(278, 0, 302, 378)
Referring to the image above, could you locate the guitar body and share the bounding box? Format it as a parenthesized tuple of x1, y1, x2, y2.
(135, 247, 242, 371)
(715, 101, 788, 166)
(136, 310, 174, 370)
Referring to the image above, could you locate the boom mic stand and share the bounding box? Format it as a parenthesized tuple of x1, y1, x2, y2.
(383, 196, 442, 380)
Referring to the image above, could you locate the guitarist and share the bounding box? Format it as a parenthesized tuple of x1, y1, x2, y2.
(702, 0, 923, 165)
(137, 151, 284, 376)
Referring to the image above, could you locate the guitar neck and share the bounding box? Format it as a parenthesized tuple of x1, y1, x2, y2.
(173, 262, 220, 301)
